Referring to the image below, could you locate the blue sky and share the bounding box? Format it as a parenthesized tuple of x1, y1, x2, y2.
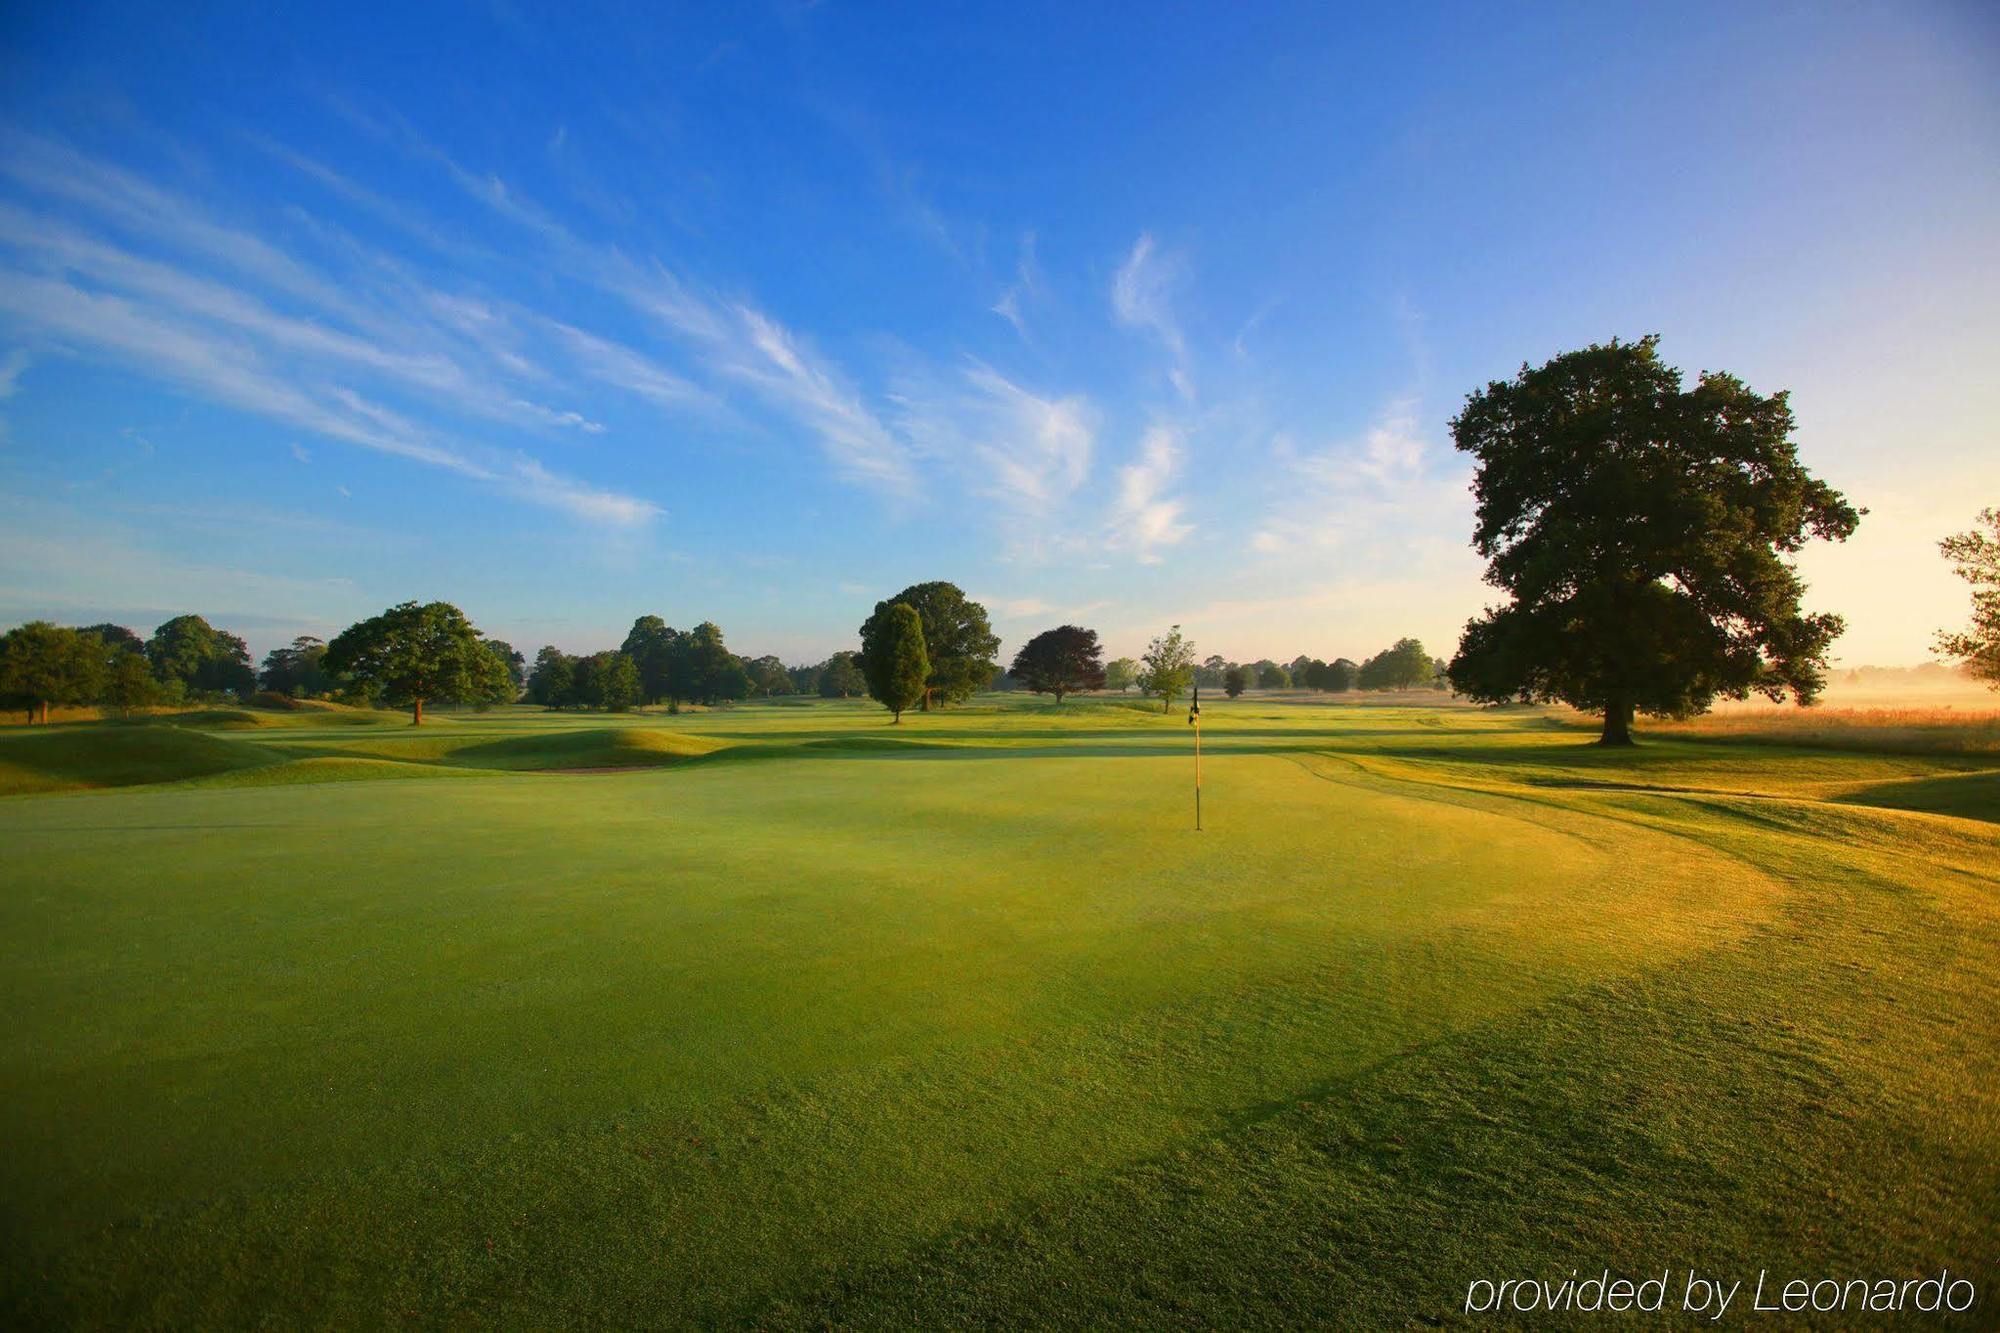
(1, 1, 1994, 667)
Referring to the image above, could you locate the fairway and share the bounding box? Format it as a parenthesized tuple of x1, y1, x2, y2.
(2, 696, 1996, 1324)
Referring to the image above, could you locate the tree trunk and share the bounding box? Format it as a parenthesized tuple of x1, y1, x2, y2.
(1162, 697, 1171, 714)
(1599, 693, 1635, 746)
(38, 699, 49, 725)
(892, 709, 902, 724)
(411, 697, 425, 726)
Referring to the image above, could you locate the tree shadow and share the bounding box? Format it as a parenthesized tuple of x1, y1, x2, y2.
(1833, 771, 2000, 825)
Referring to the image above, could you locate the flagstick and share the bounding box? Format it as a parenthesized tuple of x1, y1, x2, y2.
(1194, 715, 1203, 831)
(1190, 682, 1203, 832)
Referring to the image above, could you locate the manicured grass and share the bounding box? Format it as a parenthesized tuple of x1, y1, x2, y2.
(0, 697, 1994, 1325)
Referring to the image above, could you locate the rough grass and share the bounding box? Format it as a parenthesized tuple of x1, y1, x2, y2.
(0, 696, 1994, 1325)
(1552, 703, 2000, 755)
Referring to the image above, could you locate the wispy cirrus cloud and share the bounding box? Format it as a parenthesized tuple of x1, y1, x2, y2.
(0, 133, 672, 525)
(1250, 398, 1473, 559)
(894, 359, 1093, 516)
(377, 126, 923, 499)
(1106, 425, 1193, 562)
(1112, 232, 1194, 402)
(991, 230, 1042, 341)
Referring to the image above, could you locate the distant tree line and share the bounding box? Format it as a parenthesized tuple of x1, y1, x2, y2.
(1, 615, 263, 722)
(0, 595, 1454, 727)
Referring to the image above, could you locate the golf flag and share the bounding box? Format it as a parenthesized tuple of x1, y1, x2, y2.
(1189, 684, 1202, 831)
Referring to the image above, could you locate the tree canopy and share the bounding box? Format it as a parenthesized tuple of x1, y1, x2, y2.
(859, 602, 928, 722)
(573, 650, 641, 711)
(1009, 625, 1106, 703)
(1224, 664, 1248, 697)
(0, 621, 106, 723)
(258, 636, 336, 698)
(147, 614, 254, 699)
(621, 616, 680, 706)
(1138, 625, 1196, 713)
(1446, 336, 1860, 744)
(1104, 657, 1138, 693)
(817, 650, 866, 698)
(324, 601, 511, 725)
(1936, 507, 2000, 689)
(866, 582, 997, 710)
(1357, 638, 1431, 691)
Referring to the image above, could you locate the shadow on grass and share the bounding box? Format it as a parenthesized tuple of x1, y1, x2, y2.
(1835, 771, 2000, 824)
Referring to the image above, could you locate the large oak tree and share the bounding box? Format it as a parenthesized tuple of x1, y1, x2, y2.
(1447, 337, 1860, 745)
(865, 582, 998, 710)
(324, 601, 511, 725)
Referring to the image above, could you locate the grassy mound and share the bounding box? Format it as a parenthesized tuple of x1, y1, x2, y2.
(0, 725, 269, 796)
(168, 756, 497, 789)
(167, 709, 277, 730)
(447, 727, 729, 771)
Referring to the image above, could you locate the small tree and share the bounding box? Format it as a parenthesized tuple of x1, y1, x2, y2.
(1448, 336, 1859, 744)
(1105, 657, 1138, 693)
(323, 601, 504, 725)
(0, 622, 105, 723)
(1936, 507, 2000, 689)
(578, 650, 640, 711)
(102, 648, 161, 716)
(745, 655, 795, 696)
(259, 636, 336, 697)
(1224, 664, 1247, 697)
(527, 646, 576, 708)
(622, 615, 681, 706)
(818, 651, 866, 698)
(1327, 658, 1358, 693)
(147, 614, 255, 700)
(483, 639, 527, 694)
(860, 602, 928, 722)
(1363, 637, 1432, 690)
(1010, 625, 1107, 703)
(1256, 661, 1289, 689)
(1139, 625, 1196, 713)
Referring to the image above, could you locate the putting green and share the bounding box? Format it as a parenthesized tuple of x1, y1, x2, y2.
(1, 698, 1994, 1324)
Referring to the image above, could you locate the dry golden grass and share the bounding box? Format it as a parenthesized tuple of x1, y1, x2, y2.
(1554, 702, 2000, 754)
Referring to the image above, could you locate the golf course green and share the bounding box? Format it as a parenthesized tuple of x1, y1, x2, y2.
(2, 695, 1995, 1324)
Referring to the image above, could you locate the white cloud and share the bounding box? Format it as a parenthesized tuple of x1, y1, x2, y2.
(545, 319, 706, 412)
(1249, 398, 1475, 568)
(289, 442, 311, 463)
(0, 270, 658, 526)
(897, 361, 1094, 516)
(1106, 426, 1193, 562)
(1112, 232, 1194, 401)
(0, 139, 666, 526)
(720, 302, 917, 496)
